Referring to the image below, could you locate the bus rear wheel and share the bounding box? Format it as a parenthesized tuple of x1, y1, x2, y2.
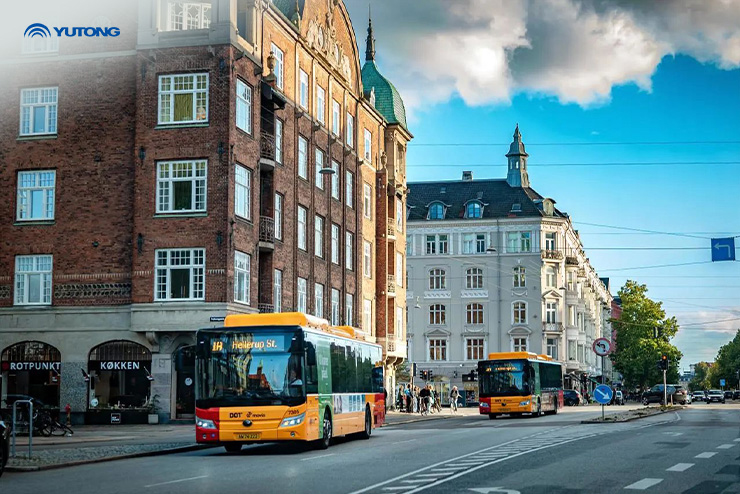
(359, 407, 372, 439)
(224, 443, 242, 453)
(315, 410, 332, 450)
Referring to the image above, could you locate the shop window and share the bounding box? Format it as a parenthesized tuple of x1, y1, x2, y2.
(1, 341, 61, 409)
(88, 341, 153, 411)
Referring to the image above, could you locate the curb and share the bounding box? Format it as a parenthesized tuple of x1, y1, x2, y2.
(580, 406, 685, 424)
(6, 443, 217, 473)
(383, 413, 471, 427)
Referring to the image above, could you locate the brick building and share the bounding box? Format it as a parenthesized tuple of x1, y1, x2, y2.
(0, 0, 409, 423)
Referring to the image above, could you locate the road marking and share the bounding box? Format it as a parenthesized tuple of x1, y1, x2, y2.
(666, 463, 694, 472)
(733, 438, 740, 442)
(415, 474, 445, 478)
(393, 439, 418, 445)
(300, 453, 335, 461)
(717, 444, 735, 449)
(402, 479, 434, 484)
(383, 487, 413, 491)
(624, 478, 663, 490)
(695, 452, 717, 458)
(144, 475, 208, 488)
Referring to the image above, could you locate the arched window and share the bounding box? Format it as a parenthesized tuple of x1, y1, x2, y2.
(429, 268, 446, 290)
(466, 268, 483, 289)
(546, 266, 556, 287)
(513, 301, 527, 324)
(466, 303, 484, 325)
(465, 201, 483, 219)
(513, 266, 526, 288)
(428, 202, 445, 220)
(429, 304, 446, 325)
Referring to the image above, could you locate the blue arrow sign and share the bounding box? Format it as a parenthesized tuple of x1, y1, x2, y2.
(711, 238, 736, 262)
(720, 379, 726, 387)
(593, 384, 613, 405)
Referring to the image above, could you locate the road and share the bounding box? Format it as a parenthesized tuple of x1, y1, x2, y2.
(4, 404, 740, 494)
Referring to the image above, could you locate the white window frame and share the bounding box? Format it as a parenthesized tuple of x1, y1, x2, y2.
(299, 70, 309, 109)
(331, 223, 340, 264)
(158, 73, 209, 125)
(546, 301, 557, 323)
(297, 277, 307, 313)
(274, 269, 282, 312)
(513, 266, 526, 288)
(363, 241, 372, 278)
(156, 160, 207, 213)
(363, 183, 372, 219)
(465, 337, 485, 361)
(271, 43, 284, 90)
(429, 268, 446, 290)
(22, 34, 59, 54)
(462, 233, 475, 255)
(275, 119, 283, 164)
(466, 303, 484, 325)
(363, 128, 372, 161)
(429, 304, 446, 325)
(332, 100, 340, 136)
(315, 215, 324, 258)
(274, 193, 283, 240)
(438, 234, 449, 254)
(297, 206, 307, 250)
(428, 338, 448, 361)
(235, 164, 251, 220)
(396, 252, 403, 288)
(546, 266, 556, 287)
(395, 306, 404, 337)
(465, 201, 483, 219)
(345, 231, 354, 270)
(346, 293, 354, 325)
(16, 170, 55, 221)
(428, 203, 445, 220)
(155, 248, 205, 301)
(14, 255, 52, 306)
(345, 171, 354, 208)
(363, 299, 372, 332)
(512, 336, 528, 352)
(315, 148, 324, 189)
(466, 268, 483, 289)
(316, 85, 325, 124)
(512, 301, 527, 325)
(20, 87, 58, 136)
(235, 79, 252, 133)
(346, 112, 354, 147)
(545, 232, 556, 251)
(331, 161, 340, 199)
(396, 199, 403, 231)
(314, 283, 324, 318)
(506, 231, 532, 253)
(331, 288, 340, 325)
(546, 337, 558, 360)
(166, 1, 212, 31)
(476, 233, 486, 253)
(234, 250, 251, 304)
(298, 136, 308, 179)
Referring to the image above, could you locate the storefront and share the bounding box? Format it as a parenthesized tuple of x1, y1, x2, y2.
(86, 340, 153, 424)
(1, 341, 61, 411)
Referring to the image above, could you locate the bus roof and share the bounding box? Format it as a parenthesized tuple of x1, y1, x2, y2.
(485, 351, 554, 362)
(223, 312, 368, 341)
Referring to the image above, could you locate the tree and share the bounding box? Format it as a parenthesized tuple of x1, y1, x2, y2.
(708, 330, 740, 389)
(688, 362, 712, 391)
(610, 280, 682, 390)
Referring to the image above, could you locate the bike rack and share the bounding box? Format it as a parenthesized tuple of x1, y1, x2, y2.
(11, 399, 33, 458)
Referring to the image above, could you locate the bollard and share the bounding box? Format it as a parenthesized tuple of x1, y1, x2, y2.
(12, 399, 33, 458)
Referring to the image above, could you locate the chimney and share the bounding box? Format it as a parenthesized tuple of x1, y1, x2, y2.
(462, 171, 473, 181)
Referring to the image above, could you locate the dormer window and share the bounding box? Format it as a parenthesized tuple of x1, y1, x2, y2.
(428, 202, 445, 220)
(465, 201, 483, 219)
(511, 203, 522, 213)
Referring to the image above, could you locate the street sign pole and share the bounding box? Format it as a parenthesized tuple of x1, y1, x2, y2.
(663, 369, 667, 406)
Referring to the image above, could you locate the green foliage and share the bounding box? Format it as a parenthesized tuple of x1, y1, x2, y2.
(708, 330, 740, 388)
(610, 280, 683, 390)
(396, 360, 411, 383)
(688, 362, 712, 391)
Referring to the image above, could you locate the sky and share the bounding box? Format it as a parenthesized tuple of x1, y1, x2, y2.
(346, 0, 740, 370)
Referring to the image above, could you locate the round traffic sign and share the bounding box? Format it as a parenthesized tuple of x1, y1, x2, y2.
(593, 337, 612, 356)
(593, 384, 613, 405)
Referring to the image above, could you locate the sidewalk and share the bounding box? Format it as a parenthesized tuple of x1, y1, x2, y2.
(384, 406, 479, 426)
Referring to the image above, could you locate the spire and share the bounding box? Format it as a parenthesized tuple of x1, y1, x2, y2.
(513, 123, 521, 140)
(365, 6, 376, 62)
(506, 124, 530, 188)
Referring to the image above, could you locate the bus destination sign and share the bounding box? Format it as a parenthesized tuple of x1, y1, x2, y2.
(210, 334, 289, 353)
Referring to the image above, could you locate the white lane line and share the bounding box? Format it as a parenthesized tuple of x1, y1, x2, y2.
(734, 438, 740, 442)
(666, 463, 694, 472)
(415, 474, 444, 478)
(392, 439, 418, 445)
(300, 453, 335, 461)
(401, 479, 434, 484)
(695, 452, 717, 458)
(624, 478, 663, 490)
(717, 444, 735, 449)
(144, 475, 209, 488)
(382, 487, 412, 491)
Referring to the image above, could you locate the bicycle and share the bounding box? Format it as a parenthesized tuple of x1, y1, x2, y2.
(36, 410, 74, 437)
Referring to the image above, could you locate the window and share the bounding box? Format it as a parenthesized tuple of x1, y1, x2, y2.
(271, 43, 284, 90)
(545, 232, 556, 251)
(396, 252, 403, 287)
(157, 160, 207, 213)
(396, 307, 404, 337)
(363, 128, 372, 161)
(346, 113, 354, 147)
(428, 339, 447, 361)
(297, 206, 307, 250)
(429, 268, 446, 290)
(155, 248, 205, 301)
(22, 33, 58, 54)
(407, 241, 413, 256)
(546, 301, 557, 323)
(314, 283, 324, 318)
(20, 87, 57, 136)
(513, 337, 527, 352)
(14, 255, 52, 305)
(466, 268, 483, 289)
(476, 234, 486, 253)
(274, 193, 283, 240)
(235, 164, 251, 219)
(363, 183, 372, 219)
(568, 340, 577, 360)
(331, 223, 340, 264)
(299, 70, 308, 109)
(273, 269, 282, 312)
(331, 161, 340, 199)
(546, 266, 556, 287)
(17, 170, 55, 221)
(568, 305, 576, 326)
(332, 100, 340, 135)
(363, 299, 372, 331)
(298, 136, 308, 179)
(428, 202, 445, 220)
(426, 235, 436, 255)
(546, 338, 558, 360)
(316, 86, 325, 124)
(466, 201, 482, 218)
(346, 294, 354, 325)
(429, 304, 446, 325)
(396, 198, 403, 232)
(331, 288, 340, 325)
(363, 241, 372, 278)
(567, 271, 574, 291)
(234, 251, 250, 304)
(315, 148, 324, 189)
(462, 234, 475, 254)
(513, 301, 527, 324)
(166, 1, 211, 31)
(466, 303, 484, 325)
(345, 171, 354, 208)
(158, 73, 208, 124)
(513, 266, 526, 288)
(438, 234, 448, 254)
(235, 79, 252, 133)
(297, 277, 307, 313)
(466, 338, 485, 361)
(314, 215, 324, 258)
(345, 232, 354, 270)
(275, 119, 283, 164)
(506, 231, 532, 253)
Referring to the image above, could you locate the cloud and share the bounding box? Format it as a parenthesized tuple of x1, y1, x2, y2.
(672, 308, 740, 367)
(345, 0, 740, 112)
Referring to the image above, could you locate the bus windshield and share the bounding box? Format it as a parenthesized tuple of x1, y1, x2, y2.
(196, 329, 305, 408)
(479, 360, 531, 397)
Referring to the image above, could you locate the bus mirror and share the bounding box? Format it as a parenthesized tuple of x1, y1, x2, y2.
(306, 345, 317, 366)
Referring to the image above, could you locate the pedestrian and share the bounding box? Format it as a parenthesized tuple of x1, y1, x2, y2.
(450, 386, 459, 413)
(397, 385, 404, 411)
(419, 385, 431, 415)
(406, 384, 413, 413)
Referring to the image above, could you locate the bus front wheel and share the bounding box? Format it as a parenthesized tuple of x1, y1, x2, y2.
(224, 443, 242, 453)
(359, 407, 372, 439)
(316, 410, 332, 450)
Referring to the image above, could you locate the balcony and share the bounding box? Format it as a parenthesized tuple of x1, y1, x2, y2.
(258, 303, 274, 313)
(259, 133, 276, 171)
(387, 274, 396, 296)
(543, 322, 564, 333)
(542, 249, 563, 261)
(258, 216, 275, 251)
(387, 218, 396, 239)
(565, 256, 578, 266)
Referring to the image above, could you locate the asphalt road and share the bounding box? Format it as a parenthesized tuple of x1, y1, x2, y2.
(4, 404, 740, 494)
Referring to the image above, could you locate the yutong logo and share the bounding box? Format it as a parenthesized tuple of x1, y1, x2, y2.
(24, 22, 120, 38)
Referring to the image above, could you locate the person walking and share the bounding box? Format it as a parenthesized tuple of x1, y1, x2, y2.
(405, 384, 412, 413)
(450, 386, 460, 413)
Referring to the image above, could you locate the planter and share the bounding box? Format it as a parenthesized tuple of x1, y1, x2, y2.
(148, 413, 159, 425)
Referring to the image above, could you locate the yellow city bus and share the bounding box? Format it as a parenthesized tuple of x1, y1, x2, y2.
(478, 351, 563, 419)
(195, 313, 385, 452)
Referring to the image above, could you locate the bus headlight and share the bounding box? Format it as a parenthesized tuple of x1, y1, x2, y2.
(196, 416, 216, 429)
(519, 400, 530, 406)
(280, 413, 305, 428)
(479, 402, 490, 408)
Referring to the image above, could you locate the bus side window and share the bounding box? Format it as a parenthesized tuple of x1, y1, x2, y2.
(305, 341, 318, 394)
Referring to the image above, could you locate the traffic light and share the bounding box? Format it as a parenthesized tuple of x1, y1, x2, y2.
(412, 363, 417, 377)
(658, 355, 669, 370)
(420, 370, 427, 380)
(429, 370, 434, 380)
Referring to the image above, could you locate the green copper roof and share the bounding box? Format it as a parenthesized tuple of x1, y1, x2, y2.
(272, 0, 304, 22)
(361, 60, 408, 130)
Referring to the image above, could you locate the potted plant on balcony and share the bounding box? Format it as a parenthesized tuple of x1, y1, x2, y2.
(146, 394, 161, 425)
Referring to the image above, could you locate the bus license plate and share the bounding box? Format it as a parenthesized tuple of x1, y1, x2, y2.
(235, 433, 260, 440)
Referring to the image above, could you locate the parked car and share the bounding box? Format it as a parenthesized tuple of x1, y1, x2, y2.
(563, 389, 583, 406)
(0, 417, 8, 478)
(691, 390, 706, 402)
(610, 390, 625, 406)
(734, 390, 740, 400)
(724, 390, 734, 400)
(706, 390, 725, 403)
(642, 384, 689, 405)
